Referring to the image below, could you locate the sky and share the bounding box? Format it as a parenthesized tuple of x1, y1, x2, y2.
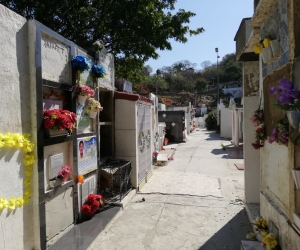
(147, 0, 254, 72)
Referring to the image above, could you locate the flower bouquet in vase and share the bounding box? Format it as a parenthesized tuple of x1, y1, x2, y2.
(76, 84, 95, 104)
(43, 109, 77, 137)
(86, 98, 103, 119)
(71, 54, 90, 81)
(269, 79, 300, 144)
(91, 64, 106, 87)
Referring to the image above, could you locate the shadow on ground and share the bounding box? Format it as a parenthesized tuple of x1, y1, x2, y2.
(210, 149, 227, 155)
(198, 208, 251, 250)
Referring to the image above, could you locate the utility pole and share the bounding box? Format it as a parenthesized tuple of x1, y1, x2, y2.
(156, 69, 161, 96)
(215, 48, 220, 104)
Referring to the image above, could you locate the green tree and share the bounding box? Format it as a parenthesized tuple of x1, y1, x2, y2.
(195, 78, 208, 93)
(1, 0, 204, 83)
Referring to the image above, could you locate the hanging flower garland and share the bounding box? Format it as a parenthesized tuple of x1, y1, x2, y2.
(0, 133, 35, 210)
(251, 109, 266, 149)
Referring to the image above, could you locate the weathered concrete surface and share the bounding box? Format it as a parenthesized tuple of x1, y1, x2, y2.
(88, 129, 251, 250)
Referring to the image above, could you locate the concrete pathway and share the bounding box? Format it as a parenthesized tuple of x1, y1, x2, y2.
(88, 129, 251, 250)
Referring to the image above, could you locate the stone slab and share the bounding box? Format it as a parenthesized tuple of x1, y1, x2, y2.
(139, 172, 223, 198)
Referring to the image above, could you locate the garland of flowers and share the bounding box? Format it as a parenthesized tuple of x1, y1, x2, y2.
(251, 109, 266, 149)
(0, 133, 35, 210)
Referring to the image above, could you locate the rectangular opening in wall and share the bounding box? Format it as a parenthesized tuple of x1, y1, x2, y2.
(100, 125, 113, 157)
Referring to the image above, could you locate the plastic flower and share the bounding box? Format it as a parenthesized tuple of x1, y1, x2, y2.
(24, 188, 32, 199)
(261, 231, 268, 238)
(246, 232, 256, 241)
(262, 233, 277, 249)
(77, 175, 84, 184)
(24, 177, 32, 187)
(254, 217, 268, 229)
(16, 196, 24, 208)
(71, 54, 90, 72)
(8, 197, 17, 210)
(23, 154, 35, 166)
(25, 165, 33, 176)
(91, 64, 106, 78)
(263, 38, 270, 48)
(0, 198, 8, 210)
(253, 43, 262, 54)
(86, 98, 103, 113)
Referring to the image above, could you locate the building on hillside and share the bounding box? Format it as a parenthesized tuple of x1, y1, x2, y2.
(235, 0, 300, 248)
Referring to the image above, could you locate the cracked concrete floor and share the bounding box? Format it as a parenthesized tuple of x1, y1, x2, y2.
(88, 129, 251, 250)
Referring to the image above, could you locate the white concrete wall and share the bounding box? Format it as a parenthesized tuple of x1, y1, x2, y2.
(115, 100, 138, 187)
(0, 5, 36, 250)
(219, 103, 232, 139)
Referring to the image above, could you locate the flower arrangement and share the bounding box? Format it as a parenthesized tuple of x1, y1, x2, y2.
(86, 98, 103, 113)
(262, 233, 278, 249)
(91, 64, 106, 78)
(253, 217, 268, 230)
(75, 175, 84, 184)
(43, 109, 77, 134)
(50, 165, 73, 182)
(268, 117, 289, 145)
(77, 84, 95, 98)
(152, 150, 158, 164)
(246, 232, 257, 241)
(251, 109, 266, 149)
(0, 133, 35, 210)
(253, 36, 272, 54)
(251, 109, 264, 126)
(71, 54, 90, 72)
(81, 193, 105, 218)
(93, 40, 104, 53)
(269, 79, 300, 110)
(252, 126, 266, 149)
(164, 138, 169, 145)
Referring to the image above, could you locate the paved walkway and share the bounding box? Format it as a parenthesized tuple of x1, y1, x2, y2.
(88, 129, 251, 250)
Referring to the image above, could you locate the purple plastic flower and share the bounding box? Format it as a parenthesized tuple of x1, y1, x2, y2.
(279, 79, 294, 90)
(268, 128, 279, 144)
(269, 86, 280, 94)
(278, 94, 294, 105)
(284, 90, 300, 99)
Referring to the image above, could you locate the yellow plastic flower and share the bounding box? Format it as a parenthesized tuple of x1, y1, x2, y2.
(16, 196, 24, 208)
(23, 154, 35, 166)
(246, 232, 256, 240)
(0, 141, 4, 148)
(263, 38, 270, 48)
(23, 140, 35, 153)
(25, 165, 33, 176)
(23, 133, 31, 139)
(24, 187, 32, 198)
(261, 231, 268, 238)
(263, 233, 277, 249)
(253, 43, 262, 54)
(8, 197, 17, 210)
(0, 198, 9, 210)
(24, 177, 32, 187)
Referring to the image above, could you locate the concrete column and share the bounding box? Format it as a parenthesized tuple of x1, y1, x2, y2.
(234, 110, 239, 147)
(243, 61, 260, 203)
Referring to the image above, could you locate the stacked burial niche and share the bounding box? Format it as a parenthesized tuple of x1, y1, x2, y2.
(32, 21, 114, 248)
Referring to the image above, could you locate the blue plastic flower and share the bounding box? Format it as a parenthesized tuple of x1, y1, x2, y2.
(91, 64, 106, 78)
(71, 55, 90, 72)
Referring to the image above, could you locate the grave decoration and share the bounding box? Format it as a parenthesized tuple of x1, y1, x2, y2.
(0, 133, 35, 210)
(85, 98, 103, 119)
(81, 193, 105, 218)
(43, 109, 77, 134)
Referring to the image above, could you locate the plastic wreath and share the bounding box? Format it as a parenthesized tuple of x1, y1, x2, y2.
(81, 193, 105, 217)
(71, 54, 90, 72)
(43, 109, 77, 134)
(0, 133, 35, 210)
